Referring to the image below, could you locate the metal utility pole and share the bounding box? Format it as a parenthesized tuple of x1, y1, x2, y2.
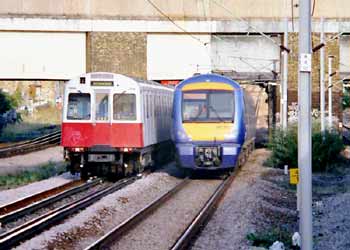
(282, 17, 289, 130)
(328, 56, 333, 129)
(268, 61, 278, 137)
(320, 18, 325, 133)
(298, 0, 313, 249)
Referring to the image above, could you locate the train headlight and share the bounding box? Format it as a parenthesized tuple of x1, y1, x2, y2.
(71, 147, 84, 152)
(224, 128, 238, 140)
(177, 130, 190, 141)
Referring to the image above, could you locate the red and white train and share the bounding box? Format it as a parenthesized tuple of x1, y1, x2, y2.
(61, 72, 174, 178)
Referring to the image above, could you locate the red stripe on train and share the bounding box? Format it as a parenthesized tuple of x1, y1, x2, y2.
(61, 122, 144, 148)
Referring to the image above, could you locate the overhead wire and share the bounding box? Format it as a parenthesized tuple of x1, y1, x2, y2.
(210, 0, 290, 53)
(145, 0, 206, 46)
(145, 0, 282, 79)
(313, 32, 344, 52)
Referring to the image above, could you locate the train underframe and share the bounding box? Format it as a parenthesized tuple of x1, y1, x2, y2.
(64, 141, 174, 179)
(175, 139, 255, 170)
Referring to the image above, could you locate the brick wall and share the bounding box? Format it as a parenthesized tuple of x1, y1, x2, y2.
(277, 32, 343, 118)
(87, 32, 147, 79)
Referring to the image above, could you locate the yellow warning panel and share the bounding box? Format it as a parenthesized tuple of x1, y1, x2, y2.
(289, 168, 299, 184)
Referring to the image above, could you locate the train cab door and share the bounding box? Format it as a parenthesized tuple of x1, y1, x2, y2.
(92, 89, 111, 145)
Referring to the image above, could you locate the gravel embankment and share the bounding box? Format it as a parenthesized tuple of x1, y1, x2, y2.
(313, 162, 350, 250)
(0, 146, 64, 175)
(0, 180, 108, 235)
(191, 149, 297, 250)
(13, 149, 300, 250)
(110, 179, 221, 250)
(14, 163, 184, 250)
(0, 172, 78, 206)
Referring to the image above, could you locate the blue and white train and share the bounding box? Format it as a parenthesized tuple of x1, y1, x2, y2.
(171, 73, 256, 170)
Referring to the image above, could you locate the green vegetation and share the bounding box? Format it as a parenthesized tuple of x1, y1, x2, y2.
(247, 228, 296, 249)
(343, 87, 350, 109)
(0, 105, 61, 142)
(265, 125, 344, 172)
(0, 89, 20, 114)
(0, 162, 66, 189)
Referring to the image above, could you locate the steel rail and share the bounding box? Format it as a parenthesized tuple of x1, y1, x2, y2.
(0, 130, 60, 151)
(0, 180, 83, 216)
(170, 172, 237, 250)
(0, 179, 101, 225)
(2, 134, 60, 153)
(84, 178, 190, 250)
(0, 133, 60, 150)
(171, 138, 255, 250)
(0, 130, 61, 158)
(0, 177, 136, 249)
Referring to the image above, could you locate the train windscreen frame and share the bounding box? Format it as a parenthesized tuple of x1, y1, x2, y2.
(182, 90, 235, 123)
(113, 94, 136, 120)
(67, 93, 91, 120)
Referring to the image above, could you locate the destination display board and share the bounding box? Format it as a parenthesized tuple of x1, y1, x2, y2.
(91, 81, 114, 86)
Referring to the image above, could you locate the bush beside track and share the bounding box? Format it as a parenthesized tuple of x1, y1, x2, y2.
(265, 125, 344, 172)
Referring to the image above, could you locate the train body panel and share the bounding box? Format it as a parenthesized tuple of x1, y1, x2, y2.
(62, 122, 144, 148)
(172, 73, 256, 170)
(61, 72, 173, 177)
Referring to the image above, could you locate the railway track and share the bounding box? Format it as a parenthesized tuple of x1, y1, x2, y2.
(0, 177, 136, 249)
(0, 179, 84, 218)
(85, 139, 254, 250)
(0, 130, 61, 158)
(0, 179, 97, 225)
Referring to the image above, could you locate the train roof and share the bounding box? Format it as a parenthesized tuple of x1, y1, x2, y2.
(67, 72, 174, 91)
(176, 73, 241, 90)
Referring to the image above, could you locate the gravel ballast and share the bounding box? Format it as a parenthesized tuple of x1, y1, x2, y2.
(14, 164, 183, 250)
(313, 163, 350, 250)
(110, 179, 221, 250)
(191, 149, 297, 250)
(0, 180, 108, 235)
(12, 149, 301, 250)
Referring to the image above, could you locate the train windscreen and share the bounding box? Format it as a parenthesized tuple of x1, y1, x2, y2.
(113, 94, 136, 120)
(95, 93, 109, 121)
(182, 91, 234, 122)
(67, 93, 91, 120)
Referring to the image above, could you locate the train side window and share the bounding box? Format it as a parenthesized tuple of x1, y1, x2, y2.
(151, 95, 153, 117)
(67, 93, 91, 120)
(95, 93, 109, 121)
(113, 94, 136, 120)
(147, 94, 149, 118)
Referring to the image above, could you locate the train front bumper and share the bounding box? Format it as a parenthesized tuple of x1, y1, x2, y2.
(175, 143, 241, 170)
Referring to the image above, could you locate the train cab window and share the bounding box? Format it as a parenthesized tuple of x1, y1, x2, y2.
(67, 93, 91, 120)
(113, 94, 136, 120)
(182, 93, 207, 121)
(95, 93, 109, 121)
(208, 93, 235, 120)
(182, 91, 234, 122)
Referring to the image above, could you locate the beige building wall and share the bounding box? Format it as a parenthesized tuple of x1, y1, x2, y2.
(87, 32, 147, 79)
(1, 0, 350, 19)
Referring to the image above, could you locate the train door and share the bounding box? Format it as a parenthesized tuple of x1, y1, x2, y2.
(92, 89, 111, 145)
(144, 92, 151, 146)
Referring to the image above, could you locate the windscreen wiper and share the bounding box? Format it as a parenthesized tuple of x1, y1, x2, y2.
(190, 107, 205, 121)
(208, 105, 224, 122)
